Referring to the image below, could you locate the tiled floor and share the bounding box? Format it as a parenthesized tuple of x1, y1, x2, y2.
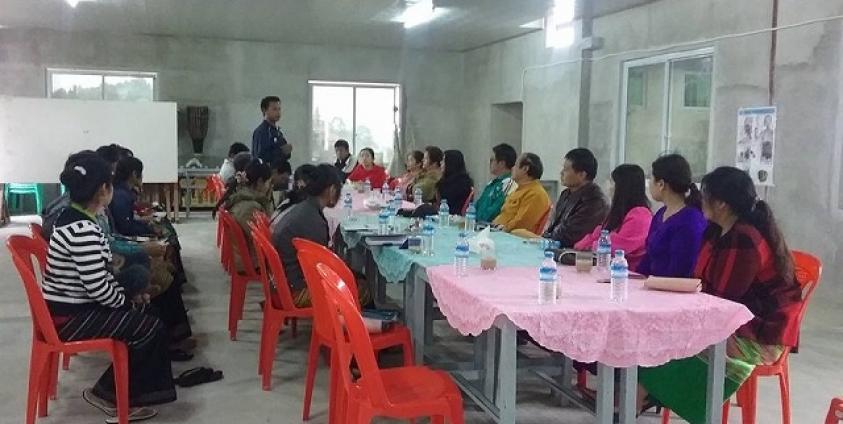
(0, 214, 839, 423)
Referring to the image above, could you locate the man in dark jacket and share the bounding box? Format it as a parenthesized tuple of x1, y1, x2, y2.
(252, 96, 292, 164)
(544, 148, 609, 248)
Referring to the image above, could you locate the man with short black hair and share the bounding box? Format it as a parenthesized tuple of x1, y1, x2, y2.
(493, 153, 551, 233)
(333, 139, 356, 177)
(543, 148, 609, 247)
(252, 96, 292, 164)
(475, 143, 518, 223)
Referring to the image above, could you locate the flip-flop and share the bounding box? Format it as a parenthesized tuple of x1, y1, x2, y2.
(83, 388, 116, 416)
(174, 367, 224, 387)
(104, 406, 158, 423)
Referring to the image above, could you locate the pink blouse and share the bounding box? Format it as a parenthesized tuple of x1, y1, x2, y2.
(573, 206, 652, 270)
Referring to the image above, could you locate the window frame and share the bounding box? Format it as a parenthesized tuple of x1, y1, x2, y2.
(46, 68, 158, 101)
(307, 80, 401, 165)
(617, 47, 715, 176)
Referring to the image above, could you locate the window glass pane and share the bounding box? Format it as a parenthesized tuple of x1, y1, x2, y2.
(354, 87, 398, 167)
(310, 86, 354, 163)
(104, 76, 154, 101)
(669, 57, 712, 176)
(625, 63, 665, 171)
(50, 73, 102, 99)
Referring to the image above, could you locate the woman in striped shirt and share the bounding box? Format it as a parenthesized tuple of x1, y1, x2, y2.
(44, 152, 175, 421)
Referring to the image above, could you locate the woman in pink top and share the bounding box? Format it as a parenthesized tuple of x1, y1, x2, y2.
(574, 164, 652, 269)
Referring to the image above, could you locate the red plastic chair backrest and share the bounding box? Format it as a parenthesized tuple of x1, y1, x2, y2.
(294, 238, 361, 342)
(29, 222, 44, 239)
(6, 235, 62, 346)
(218, 208, 259, 277)
(316, 263, 390, 407)
(791, 250, 822, 329)
(460, 187, 476, 216)
(251, 227, 301, 312)
(252, 211, 271, 238)
(533, 204, 553, 235)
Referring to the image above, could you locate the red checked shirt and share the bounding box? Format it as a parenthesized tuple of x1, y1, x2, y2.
(694, 222, 802, 347)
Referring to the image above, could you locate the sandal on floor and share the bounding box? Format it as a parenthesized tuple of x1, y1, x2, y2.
(83, 388, 116, 416)
(104, 407, 158, 423)
(174, 367, 224, 387)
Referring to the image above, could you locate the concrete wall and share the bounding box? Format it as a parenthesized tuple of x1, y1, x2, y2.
(461, 0, 843, 307)
(0, 28, 464, 166)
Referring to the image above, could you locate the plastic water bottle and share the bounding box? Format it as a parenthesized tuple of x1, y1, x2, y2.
(538, 251, 558, 304)
(464, 202, 477, 233)
(596, 230, 612, 277)
(610, 250, 629, 303)
(363, 178, 372, 195)
(421, 217, 436, 256)
(454, 232, 470, 277)
(393, 190, 403, 212)
(382, 183, 390, 202)
(413, 187, 424, 207)
(438, 199, 450, 228)
(342, 192, 353, 221)
(378, 208, 390, 235)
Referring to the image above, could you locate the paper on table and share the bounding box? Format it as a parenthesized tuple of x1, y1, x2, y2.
(644, 277, 702, 293)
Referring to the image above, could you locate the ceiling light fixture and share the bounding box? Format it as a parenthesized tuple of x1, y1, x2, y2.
(393, 0, 447, 29)
(65, 0, 97, 8)
(546, 0, 577, 48)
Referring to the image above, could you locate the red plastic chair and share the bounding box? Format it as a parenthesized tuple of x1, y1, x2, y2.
(532, 204, 553, 235)
(294, 238, 414, 422)
(250, 227, 313, 390)
(826, 397, 843, 424)
(662, 250, 822, 424)
(218, 208, 264, 340)
(7, 235, 130, 424)
(460, 188, 475, 216)
(315, 263, 464, 424)
(252, 211, 271, 238)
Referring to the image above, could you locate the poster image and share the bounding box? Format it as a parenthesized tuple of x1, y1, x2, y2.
(736, 106, 776, 186)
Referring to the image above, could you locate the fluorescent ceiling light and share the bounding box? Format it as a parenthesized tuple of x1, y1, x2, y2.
(65, 0, 97, 8)
(545, 0, 576, 48)
(393, 0, 448, 29)
(520, 19, 544, 29)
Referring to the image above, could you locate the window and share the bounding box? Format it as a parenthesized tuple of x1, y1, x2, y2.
(47, 69, 156, 101)
(309, 81, 400, 166)
(619, 49, 714, 176)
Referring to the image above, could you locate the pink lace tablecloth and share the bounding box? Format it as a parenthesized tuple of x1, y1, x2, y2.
(426, 265, 754, 368)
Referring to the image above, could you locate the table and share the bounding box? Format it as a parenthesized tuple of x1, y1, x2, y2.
(425, 265, 753, 424)
(325, 190, 414, 242)
(178, 167, 219, 218)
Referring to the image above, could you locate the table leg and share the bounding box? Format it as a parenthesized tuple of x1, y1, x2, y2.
(618, 366, 638, 424)
(705, 341, 727, 424)
(185, 175, 192, 218)
(424, 284, 434, 345)
(171, 183, 180, 222)
(495, 318, 517, 424)
(483, 330, 497, 400)
(409, 268, 426, 364)
(596, 363, 615, 424)
(558, 355, 574, 406)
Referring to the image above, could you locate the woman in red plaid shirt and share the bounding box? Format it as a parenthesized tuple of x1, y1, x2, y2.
(639, 166, 802, 424)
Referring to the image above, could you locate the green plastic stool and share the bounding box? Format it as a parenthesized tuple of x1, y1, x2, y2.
(3, 183, 44, 214)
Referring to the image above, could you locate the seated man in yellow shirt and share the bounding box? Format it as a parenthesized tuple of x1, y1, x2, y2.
(493, 153, 551, 233)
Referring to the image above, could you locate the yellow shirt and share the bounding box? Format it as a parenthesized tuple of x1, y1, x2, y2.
(493, 179, 551, 233)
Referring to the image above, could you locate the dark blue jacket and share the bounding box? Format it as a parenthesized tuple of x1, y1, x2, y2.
(251, 120, 289, 164)
(110, 182, 154, 237)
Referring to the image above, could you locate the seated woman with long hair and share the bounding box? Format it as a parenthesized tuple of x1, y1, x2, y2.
(43, 152, 175, 420)
(410, 146, 444, 203)
(638, 167, 802, 423)
(573, 164, 652, 270)
(346, 147, 387, 189)
(391, 150, 424, 197)
(435, 150, 474, 215)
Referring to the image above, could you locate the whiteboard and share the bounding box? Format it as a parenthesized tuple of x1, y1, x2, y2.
(0, 96, 178, 183)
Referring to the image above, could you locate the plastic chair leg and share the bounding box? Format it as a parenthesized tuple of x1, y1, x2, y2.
(661, 408, 670, 424)
(740, 376, 758, 424)
(62, 353, 71, 370)
(113, 345, 130, 424)
(48, 352, 59, 400)
(228, 276, 248, 340)
(826, 399, 843, 424)
(302, 336, 321, 420)
(260, 318, 283, 391)
(27, 347, 49, 424)
(779, 365, 791, 424)
(291, 318, 298, 339)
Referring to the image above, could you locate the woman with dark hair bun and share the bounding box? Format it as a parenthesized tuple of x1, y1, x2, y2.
(573, 164, 652, 269)
(638, 166, 802, 424)
(225, 158, 273, 272)
(636, 153, 707, 278)
(43, 152, 175, 420)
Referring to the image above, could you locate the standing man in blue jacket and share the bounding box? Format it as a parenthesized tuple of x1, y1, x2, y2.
(252, 96, 293, 164)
